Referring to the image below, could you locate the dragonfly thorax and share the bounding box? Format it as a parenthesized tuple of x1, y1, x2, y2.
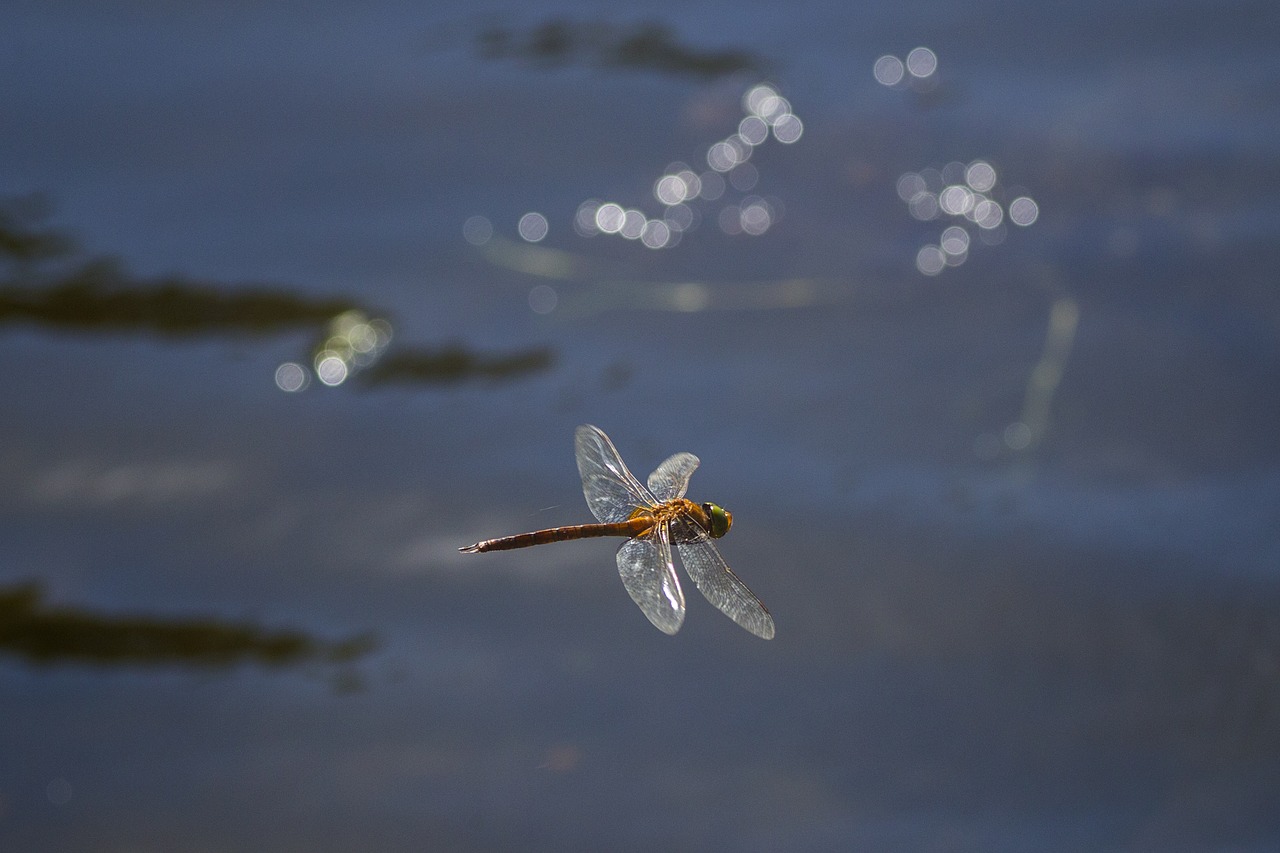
(635, 498, 732, 539)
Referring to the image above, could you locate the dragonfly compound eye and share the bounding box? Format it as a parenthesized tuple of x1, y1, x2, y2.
(703, 502, 732, 538)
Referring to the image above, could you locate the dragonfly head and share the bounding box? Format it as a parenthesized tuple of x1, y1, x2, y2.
(701, 502, 733, 538)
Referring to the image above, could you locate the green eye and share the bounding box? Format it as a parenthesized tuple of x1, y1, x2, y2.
(702, 502, 732, 538)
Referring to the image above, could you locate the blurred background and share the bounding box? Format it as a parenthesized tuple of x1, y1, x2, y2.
(3, 0, 1279, 849)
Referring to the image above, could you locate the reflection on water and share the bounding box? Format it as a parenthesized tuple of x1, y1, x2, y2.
(874, 46, 939, 91)
(3, 2, 1276, 845)
(0, 202, 356, 336)
(467, 81, 801, 259)
(361, 343, 553, 386)
(477, 18, 766, 79)
(0, 195, 75, 265)
(0, 581, 373, 669)
(874, 48, 1041, 275)
(299, 309, 395, 389)
(1010, 297, 1080, 456)
(2, 199, 555, 390)
(897, 159, 1039, 275)
(0, 263, 357, 336)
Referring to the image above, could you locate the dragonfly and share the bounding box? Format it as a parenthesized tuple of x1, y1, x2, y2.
(460, 425, 774, 639)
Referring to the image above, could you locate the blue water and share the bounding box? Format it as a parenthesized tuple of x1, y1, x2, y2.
(3, 1, 1279, 849)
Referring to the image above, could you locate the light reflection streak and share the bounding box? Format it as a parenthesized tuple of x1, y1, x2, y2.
(1013, 297, 1080, 454)
(481, 236, 589, 278)
(30, 459, 239, 506)
(546, 277, 862, 317)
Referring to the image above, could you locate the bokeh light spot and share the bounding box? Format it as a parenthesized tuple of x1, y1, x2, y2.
(729, 162, 759, 192)
(595, 203, 625, 234)
(941, 225, 970, 256)
(755, 94, 792, 125)
(655, 174, 689, 206)
(739, 199, 773, 235)
(743, 84, 780, 116)
(664, 203, 695, 232)
(707, 141, 737, 172)
(619, 209, 647, 239)
(916, 245, 945, 276)
(909, 192, 940, 221)
(315, 354, 349, 387)
(641, 219, 672, 249)
(718, 205, 743, 235)
(528, 284, 558, 314)
(939, 185, 975, 216)
(897, 172, 926, 202)
(965, 161, 997, 193)
(1004, 421, 1033, 450)
(772, 114, 803, 144)
(274, 362, 309, 392)
(906, 46, 937, 78)
(698, 171, 726, 201)
(518, 212, 549, 243)
(979, 224, 1008, 246)
(462, 215, 493, 246)
(874, 55, 905, 86)
(575, 200, 601, 236)
(1009, 196, 1040, 226)
(738, 115, 769, 146)
(973, 199, 1004, 229)
(676, 169, 702, 198)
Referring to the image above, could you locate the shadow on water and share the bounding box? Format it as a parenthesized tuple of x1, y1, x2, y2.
(0, 196, 553, 388)
(476, 17, 768, 79)
(0, 580, 374, 670)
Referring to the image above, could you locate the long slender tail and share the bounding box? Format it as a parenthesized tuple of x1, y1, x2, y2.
(459, 520, 647, 553)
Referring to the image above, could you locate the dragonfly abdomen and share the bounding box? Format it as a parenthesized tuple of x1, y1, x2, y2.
(460, 518, 651, 553)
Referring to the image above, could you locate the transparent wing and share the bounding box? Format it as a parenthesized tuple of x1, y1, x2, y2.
(673, 519, 775, 639)
(616, 522, 685, 635)
(575, 425, 656, 524)
(646, 452, 700, 502)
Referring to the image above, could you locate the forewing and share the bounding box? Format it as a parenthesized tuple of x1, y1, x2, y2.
(674, 520, 775, 639)
(646, 452, 700, 502)
(575, 425, 655, 523)
(615, 523, 685, 635)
